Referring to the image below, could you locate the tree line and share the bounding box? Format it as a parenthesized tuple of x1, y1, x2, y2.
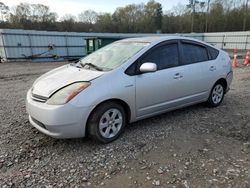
(0, 0, 249, 33)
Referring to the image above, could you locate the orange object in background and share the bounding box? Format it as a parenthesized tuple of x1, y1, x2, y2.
(232, 48, 238, 68)
(243, 50, 250, 66)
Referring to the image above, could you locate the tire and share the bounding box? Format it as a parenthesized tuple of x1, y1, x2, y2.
(207, 82, 225, 107)
(87, 102, 127, 143)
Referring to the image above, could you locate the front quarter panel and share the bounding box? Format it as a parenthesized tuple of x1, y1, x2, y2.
(69, 69, 136, 122)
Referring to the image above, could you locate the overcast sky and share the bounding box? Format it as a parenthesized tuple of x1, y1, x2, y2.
(2, 0, 187, 18)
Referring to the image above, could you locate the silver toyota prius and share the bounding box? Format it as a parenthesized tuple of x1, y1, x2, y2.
(26, 36, 233, 143)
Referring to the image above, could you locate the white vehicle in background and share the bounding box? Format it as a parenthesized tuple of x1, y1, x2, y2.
(26, 36, 233, 143)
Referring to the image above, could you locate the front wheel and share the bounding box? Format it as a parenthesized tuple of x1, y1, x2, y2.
(207, 83, 225, 107)
(87, 102, 126, 143)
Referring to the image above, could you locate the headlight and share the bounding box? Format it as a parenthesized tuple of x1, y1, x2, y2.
(46, 82, 90, 105)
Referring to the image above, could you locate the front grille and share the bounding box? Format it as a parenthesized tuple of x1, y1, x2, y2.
(31, 117, 47, 130)
(31, 93, 48, 103)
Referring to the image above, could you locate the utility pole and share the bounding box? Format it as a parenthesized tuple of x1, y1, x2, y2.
(243, 0, 249, 31)
(205, 0, 211, 32)
(187, 0, 205, 33)
(187, 0, 196, 32)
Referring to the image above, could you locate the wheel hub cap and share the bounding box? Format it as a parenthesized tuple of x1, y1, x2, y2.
(99, 108, 123, 139)
(212, 84, 224, 104)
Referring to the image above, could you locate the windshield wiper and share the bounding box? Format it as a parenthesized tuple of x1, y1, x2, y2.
(80, 62, 103, 71)
(70, 60, 83, 68)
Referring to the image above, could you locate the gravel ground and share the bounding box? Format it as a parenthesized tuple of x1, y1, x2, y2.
(0, 61, 250, 188)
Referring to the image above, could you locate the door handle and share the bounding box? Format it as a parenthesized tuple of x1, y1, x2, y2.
(173, 73, 183, 79)
(210, 66, 216, 71)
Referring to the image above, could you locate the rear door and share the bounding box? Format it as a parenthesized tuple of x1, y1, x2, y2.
(200, 45, 221, 91)
(179, 40, 212, 99)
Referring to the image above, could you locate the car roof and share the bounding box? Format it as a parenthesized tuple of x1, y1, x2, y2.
(118, 36, 218, 50)
(119, 36, 181, 42)
(118, 36, 205, 45)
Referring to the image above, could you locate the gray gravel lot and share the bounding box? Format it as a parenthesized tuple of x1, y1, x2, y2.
(0, 61, 250, 188)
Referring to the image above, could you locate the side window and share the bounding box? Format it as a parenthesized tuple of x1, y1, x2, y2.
(140, 43, 179, 71)
(208, 46, 219, 60)
(181, 43, 209, 65)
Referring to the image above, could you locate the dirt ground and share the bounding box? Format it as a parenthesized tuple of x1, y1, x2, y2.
(0, 61, 250, 188)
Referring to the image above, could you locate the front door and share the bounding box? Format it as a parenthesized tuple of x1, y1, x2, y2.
(135, 41, 183, 118)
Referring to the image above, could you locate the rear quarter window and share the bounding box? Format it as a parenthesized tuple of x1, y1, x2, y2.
(208, 46, 219, 60)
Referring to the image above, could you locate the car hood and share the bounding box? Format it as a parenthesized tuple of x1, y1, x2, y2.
(32, 64, 104, 98)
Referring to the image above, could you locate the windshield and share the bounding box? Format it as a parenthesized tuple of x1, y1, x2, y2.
(78, 41, 149, 71)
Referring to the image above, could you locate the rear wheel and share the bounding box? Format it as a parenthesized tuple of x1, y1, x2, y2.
(87, 102, 126, 143)
(207, 82, 225, 107)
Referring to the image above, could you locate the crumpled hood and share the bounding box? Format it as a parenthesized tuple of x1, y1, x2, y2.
(32, 64, 104, 97)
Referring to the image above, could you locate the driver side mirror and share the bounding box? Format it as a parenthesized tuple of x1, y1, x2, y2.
(139, 62, 157, 73)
